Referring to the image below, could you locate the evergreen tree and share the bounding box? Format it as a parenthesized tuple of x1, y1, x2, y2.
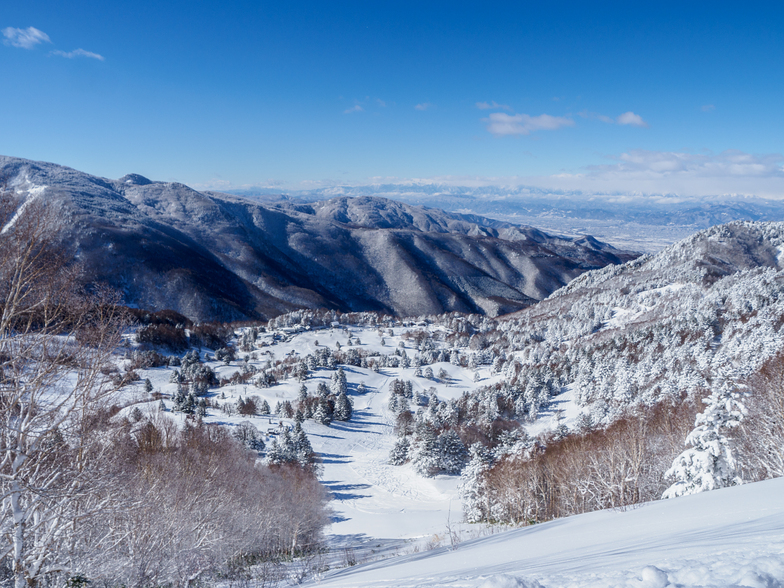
(172, 384, 194, 414)
(438, 430, 468, 474)
(389, 436, 410, 465)
(334, 389, 353, 421)
(266, 438, 284, 465)
(410, 425, 440, 477)
(258, 399, 271, 414)
(292, 421, 315, 469)
(314, 398, 332, 426)
(331, 367, 348, 396)
(663, 372, 746, 498)
(459, 443, 495, 523)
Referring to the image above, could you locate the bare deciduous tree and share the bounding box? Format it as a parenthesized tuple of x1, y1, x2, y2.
(0, 188, 126, 587)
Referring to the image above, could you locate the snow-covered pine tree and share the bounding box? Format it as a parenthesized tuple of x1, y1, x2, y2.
(259, 399, 271, 414)
(437, 430, 468, 474)
(266, 438, 284, 465)
(334, 389, 353, 421)
(331, 367, 348, 396)
(662, 371, 746, 498)
(314, 398, 332, 426)
(291, 421, 316, 469)
(410, 425, 440, 477)
(459, 443, 495, 523)
(316, 382, 330, 398)
(389, 436, 410, 465)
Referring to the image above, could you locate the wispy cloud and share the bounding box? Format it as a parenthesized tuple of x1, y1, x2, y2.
(476, 101, 511, 111)
(2, 26, 51, 49)
(376, 98, 387, 107)
(702, 104, 715, 112)
(579, 110, 649, 127)
(343, 104, 364, 114)
(414, 102, 433, 111)
(616, 111, 648, 127)
(483, 112, 574, 136)
(51, 48, 104, 61)
(578, 110, 615, 124)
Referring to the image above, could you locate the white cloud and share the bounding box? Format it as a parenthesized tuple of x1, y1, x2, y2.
(51, 48, 105, 61)
(376, 98, 386, 107)
(343, 105, 363, 114)
(2, 26, 51, 49)
(533, 149, 784, 198)
(578, 110, 615, 124)
(476, 101, 511, 111)
(483, 112, 574, 136)
(414, 102, 432, 111)
(616, 111, 649, 127)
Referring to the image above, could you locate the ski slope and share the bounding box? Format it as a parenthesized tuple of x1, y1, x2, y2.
(305, 476, 784, 588)
(127, 324, 507, 549)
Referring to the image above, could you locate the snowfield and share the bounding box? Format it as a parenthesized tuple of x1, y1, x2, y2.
(305, 477, 784, 588)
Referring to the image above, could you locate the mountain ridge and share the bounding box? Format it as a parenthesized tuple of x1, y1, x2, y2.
(0, 155, 637, 322)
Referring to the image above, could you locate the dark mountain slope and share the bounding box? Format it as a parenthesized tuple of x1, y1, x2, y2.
(0, 156, 637, 321)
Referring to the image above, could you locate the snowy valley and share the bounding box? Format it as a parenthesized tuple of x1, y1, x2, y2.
(109, 219, 784, 586)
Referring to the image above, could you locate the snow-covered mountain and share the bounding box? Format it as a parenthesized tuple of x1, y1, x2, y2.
(0, 156, 635, 322)
(232, 182, 784, 252)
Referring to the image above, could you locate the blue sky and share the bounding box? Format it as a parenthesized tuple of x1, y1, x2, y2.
(3, 1, 784, 197)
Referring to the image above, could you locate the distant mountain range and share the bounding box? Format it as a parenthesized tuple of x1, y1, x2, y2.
(229, 183, 784, 252)
(0, 156, 636, 322)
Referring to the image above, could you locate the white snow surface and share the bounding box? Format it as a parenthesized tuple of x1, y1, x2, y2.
(306, 477, 784, 588)
(124, 324, 784, 587)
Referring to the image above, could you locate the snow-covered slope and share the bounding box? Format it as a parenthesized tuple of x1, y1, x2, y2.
(305, 476, 784, 588)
